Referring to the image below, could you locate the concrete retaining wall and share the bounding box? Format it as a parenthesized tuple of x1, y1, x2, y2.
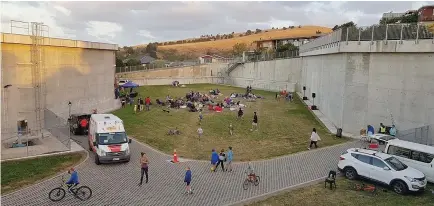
(227, 58, 302, 92)
(301, 52, 434, 134)
(1, 34, 118, 138)
(116, 63, 228, 85)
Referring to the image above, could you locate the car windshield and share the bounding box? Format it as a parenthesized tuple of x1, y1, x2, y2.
(97, 132, 127, 145)
(380, 136, 395, 141)
(385, 157, 408, 171)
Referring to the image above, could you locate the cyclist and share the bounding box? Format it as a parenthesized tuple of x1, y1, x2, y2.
(245, 162, 256, 182)
(66, 168, 79, 193)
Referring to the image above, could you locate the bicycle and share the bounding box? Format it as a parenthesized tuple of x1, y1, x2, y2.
(348, 182, 377, 196)
(48, 175, 93, 202)
(243, 173, 260, 190)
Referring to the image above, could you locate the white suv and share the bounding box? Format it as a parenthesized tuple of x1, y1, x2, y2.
(338, 148, 427, 194)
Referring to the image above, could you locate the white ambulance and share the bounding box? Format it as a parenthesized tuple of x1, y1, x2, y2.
(88, 114, 132, 165)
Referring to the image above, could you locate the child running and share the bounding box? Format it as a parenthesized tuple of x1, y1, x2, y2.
(184, 167, 192, 194)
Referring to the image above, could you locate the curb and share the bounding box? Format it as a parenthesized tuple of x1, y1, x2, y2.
(1, 150, 89, 197)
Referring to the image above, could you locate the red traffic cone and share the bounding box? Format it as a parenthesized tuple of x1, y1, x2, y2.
(172, 149, 179, 163)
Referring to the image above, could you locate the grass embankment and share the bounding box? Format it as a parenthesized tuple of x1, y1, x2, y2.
(250, 178, 434, 206)
(113, 84, 348, 161)
(1, 152, 85, 194)
(136, 26, 332, 57)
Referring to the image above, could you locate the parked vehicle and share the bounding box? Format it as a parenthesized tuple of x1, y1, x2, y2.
(118, 79, 129, 86)
(338, 148, 427, 194)
(68, 113, 91, 135)
(368, 133, 397, 145)
(385, 139, 434, 183)
(88, 114, 132, 165)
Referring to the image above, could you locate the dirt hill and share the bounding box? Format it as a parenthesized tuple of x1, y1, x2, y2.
(134, 26, 332, 58)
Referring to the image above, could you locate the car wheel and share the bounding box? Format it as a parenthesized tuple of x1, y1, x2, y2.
(392, 180, 408, 195)
(344, 167, 358, 180)
(95, 155, 101, 165)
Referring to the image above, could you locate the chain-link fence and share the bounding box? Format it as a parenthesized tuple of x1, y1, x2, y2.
(1, 110, 71, 160)
(244, 49, 299, 63)
(343, 23, 434, 41)
(396, 125, 433, 146)
(300, 23, 434, 53)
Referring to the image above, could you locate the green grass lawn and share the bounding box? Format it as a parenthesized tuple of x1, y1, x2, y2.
(1, 152, 85, 194)
(250, 178, 434, 206)
(113, 84, 348, 161)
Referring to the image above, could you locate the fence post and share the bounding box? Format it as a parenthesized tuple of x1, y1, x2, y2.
(416, 23, 420, 44)
(371, 25, 375, 45)
(385, 24, 389, 45)
(400, 24, 404, 44)
(358, 27, 361, 44)
(346, 27, 349, 44)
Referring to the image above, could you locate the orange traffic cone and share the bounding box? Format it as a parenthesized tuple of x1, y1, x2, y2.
(172, 149, 179, 163)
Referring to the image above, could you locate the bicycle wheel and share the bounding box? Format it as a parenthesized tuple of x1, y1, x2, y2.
(243, 179, 250, 190)
(48, 187, 65, 202)
(254, 176, 260, 186)
(75, 186, 92, 201)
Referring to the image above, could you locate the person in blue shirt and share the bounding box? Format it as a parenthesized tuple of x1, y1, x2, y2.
(66, 168, 79, 193)
(211, 149, 219, 172)
(226, 146, 233, 172)
(184, 167, 192, 194)
(389, 125, 397, 136)
(367, 125, 375, 136)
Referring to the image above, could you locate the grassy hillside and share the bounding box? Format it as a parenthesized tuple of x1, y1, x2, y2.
(135, 26, 332, 58)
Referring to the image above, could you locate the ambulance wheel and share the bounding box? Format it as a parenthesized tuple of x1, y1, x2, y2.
(95, 155, 101, 165)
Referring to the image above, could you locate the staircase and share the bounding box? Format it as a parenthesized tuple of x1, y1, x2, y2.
(226, 62, 244, 75)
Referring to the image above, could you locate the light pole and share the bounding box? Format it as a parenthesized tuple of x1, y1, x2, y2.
(3, 84, 12, 141)
(68, 101, 72, 118)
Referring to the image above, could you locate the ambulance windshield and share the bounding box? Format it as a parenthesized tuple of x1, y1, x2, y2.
(97, 132, 127, 145)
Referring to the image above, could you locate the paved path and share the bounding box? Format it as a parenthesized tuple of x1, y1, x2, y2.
(1, 135, 364, 206)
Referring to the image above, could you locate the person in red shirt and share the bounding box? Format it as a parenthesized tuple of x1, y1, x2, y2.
(145, 96, 151, 111)
(80, 118, 88, 134)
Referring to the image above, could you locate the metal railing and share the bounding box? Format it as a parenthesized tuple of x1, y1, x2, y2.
(300, 23, 434, 52)
(396, 125, 433, 146)
(116, 58, 241, 73)
(244, 50, 299, 63)
(0, 109, 71, 160)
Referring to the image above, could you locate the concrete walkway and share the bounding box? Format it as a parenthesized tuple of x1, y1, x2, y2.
(1, 133, 364, 206)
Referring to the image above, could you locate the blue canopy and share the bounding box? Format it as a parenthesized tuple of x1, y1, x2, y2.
(120, 81, 139, 88)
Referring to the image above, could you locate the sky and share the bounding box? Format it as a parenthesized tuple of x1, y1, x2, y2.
(0, 1, 430, 46)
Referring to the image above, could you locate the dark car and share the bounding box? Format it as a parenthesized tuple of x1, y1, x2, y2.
(68, 113, 91, 135)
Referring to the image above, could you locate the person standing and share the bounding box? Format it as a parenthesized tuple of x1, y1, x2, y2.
(139, 152, 149, 186)
(251, 112, 258, 131)
(145, 96, 151, 111)
(229, 123, 233, 135)
(226, 146, 233, 172)
(308, 128, 321, 150)
(197, 127, 203, 140)
(389, 125, 397, 136)
(198, 112, 203, 124)
(184, 167, 192, 194)
(210, 149, 219, 172)
(237, 108, 244, 120)
(215, 149, 226, 172)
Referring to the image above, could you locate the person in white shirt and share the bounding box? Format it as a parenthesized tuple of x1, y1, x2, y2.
(308, 128, 321, 150)
(197, 127, 203, 140)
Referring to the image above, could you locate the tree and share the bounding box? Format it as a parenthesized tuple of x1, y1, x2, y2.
(283, 27, 287, 30)
(276, 42, 298, 52)
(245, 30, 252, 35)
(255, 28, 262, 34)
(116, 57, 125, 67)
(145, 43, 158, 58)
(124, 46, 134, 55)
(332, 21, 355, 31)
(125, 58, 141, 66)
(232, 42, 247, 56)
(272, 27, 275, 29)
